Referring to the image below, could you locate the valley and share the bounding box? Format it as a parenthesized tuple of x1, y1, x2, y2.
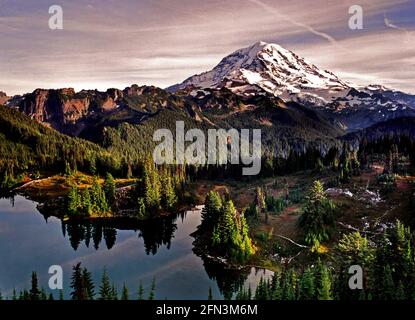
(1, 40, 415, 300)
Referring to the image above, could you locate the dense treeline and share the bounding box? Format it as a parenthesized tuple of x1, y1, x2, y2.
(3, 102, 415, 190)
(65, 159, 186, 220)
(236, 220, 415, 300)
(0, 263, 156, 301)
(0, 105, 120, 189)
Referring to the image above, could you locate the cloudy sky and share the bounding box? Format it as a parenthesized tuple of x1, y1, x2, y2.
(0, 0, 414, 95)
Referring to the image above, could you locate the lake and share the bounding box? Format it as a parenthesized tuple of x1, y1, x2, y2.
(0, 195, 273, 299)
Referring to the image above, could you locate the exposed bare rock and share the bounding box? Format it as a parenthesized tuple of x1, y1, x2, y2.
(0, 91, 10, 105)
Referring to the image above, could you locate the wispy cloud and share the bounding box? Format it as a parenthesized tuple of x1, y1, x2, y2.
(247, 0, 338, 45)
(0, 0, 413, 94)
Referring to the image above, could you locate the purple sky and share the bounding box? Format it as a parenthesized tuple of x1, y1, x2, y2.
(0, 0, 414, 95)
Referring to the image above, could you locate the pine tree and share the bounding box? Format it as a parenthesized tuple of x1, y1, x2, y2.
(99, 268, 112, 300)
(148, 277, 156, 300)
(161, 172, 177, 211)
(82, 267, 95, 300)
(137, 281, 144, 300)
(270, 273, 282, 300)
(68, 185, 80, 216)
(298, 267, 315, 300)
(121, 283, 129, 300)
(317, 264, 332, 300)
(29, 272, 41, 301)
(104, 173, 116, 207)
(143, 160, 161, 210)
(59, 290, 64, 300)
(282, 271, 296, 300)
(91, 176, 109, 215)
(70, 263, 86, 300)
(111, 284, 118, 300)
(12, 288, 17, 300)
(201, 191, 222, 228)
(81, 188, 92, 216)
(299, 180, 335, 250)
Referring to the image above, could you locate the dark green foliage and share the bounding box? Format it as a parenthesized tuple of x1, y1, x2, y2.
(201, 191, 222, 229)
(254, 278, 271, 300)
(298, 267, 315, 300)
(66, 176, 110, 217)
(121, 283, 129, 300)
(265, 194, 285, 214)
(104, 173, 116, 207)
(148, 277, 156, 300)
(70, 262, 95, 300)
(137, 281, 144, 300)
(99, 268, 112, 300)
(200, 192, 253, 262)
(298, 180, 335, 250)
(29, 272, 40, 301)
(0, 105, 119, 190)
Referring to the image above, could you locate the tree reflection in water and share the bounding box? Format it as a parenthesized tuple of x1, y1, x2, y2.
(62, 214, 179, 254)
(200, 255, 251, 300)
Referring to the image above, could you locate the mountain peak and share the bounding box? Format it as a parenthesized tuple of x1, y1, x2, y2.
(168, 41, 350, 99)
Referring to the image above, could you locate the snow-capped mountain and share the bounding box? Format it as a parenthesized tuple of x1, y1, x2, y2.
(169, 41, 350, 101)
(169, 41, 415, 131)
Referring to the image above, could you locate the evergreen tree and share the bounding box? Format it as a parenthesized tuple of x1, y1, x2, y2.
(161, 171, 177, 211)
(299, 180, 335, 250)
(81, 188, 92, 216)
(317, 263, 332, 300)
(137, 281, 144, 300)
(29, 272, 41, 301)
(201, 191, 222, 229)
(99, 268, 112, 300)
(143, 159, 161, 210)
(111, 284, 118, 300)
(270, 273, 282, 300)
(82, 267, 95, 300)
(70, 263, 86, 300)
(298, 267, 315, 300)
(148, 277, 156, 300)
(121, 283, 129, 300)
(68, 185, 80, 216)
(282, 270, 297, 300)
(104, 173, 116, 207)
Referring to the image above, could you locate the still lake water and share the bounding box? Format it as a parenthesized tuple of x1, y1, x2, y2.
(0, 195, 272, 299)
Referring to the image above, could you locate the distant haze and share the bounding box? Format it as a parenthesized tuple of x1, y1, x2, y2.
(0, 0, 414, 95)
